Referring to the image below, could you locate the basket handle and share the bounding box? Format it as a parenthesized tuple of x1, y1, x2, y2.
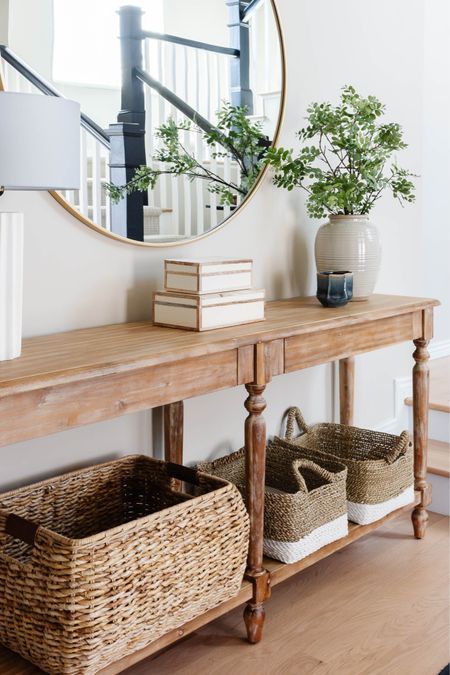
(384, 431, 411, 465)
(5, 513, 39, 546)
(293, 458, 342, 486)
(166, 462, 201, 486)
(285, 407, 311, 440)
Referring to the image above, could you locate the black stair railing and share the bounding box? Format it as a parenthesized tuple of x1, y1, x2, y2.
(241, 0, 264, 21)
(225, 0, 253, 113)
(1, 1, 255, 242)
(0, 46, 110, 149)
(112, 2, 253, 241)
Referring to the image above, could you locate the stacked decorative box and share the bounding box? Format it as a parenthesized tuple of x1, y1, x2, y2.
(153, 258, 265, 331)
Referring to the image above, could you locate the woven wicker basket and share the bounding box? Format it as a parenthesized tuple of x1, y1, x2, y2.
(198, 444, 348, 564)
(283, 407, 414, 525)
(0, 455, 249, 675)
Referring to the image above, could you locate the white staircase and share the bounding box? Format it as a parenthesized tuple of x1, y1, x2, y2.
(1, 3, 282, 241)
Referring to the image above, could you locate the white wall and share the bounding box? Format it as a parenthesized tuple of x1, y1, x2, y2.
(0, 0, 8, 44)
(1, 0, 449, 491)
(422, 0, 450, 341)
(7, 0, 54, 80)
(163, 0, 228, 47)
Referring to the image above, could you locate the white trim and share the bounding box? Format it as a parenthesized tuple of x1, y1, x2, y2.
(347, 485, 415, 525)
(429, 339, 450, 360)
(377, 339, 450, 433)
(332, 339, 450, 433)
(376, 376, 412, 434)
(263, 514, 348, 564)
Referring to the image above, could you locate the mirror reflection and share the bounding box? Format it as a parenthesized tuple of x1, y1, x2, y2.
(1, 0, 283, 244)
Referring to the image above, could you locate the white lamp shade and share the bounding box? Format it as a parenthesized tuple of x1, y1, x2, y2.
(0, 92, 80, 190)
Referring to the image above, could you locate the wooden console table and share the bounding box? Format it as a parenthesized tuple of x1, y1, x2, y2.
(0, 294, 439, 674)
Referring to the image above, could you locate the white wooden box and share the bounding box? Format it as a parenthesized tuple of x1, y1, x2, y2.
(164, 258, 253, 294)
(153, 288, 265, 331)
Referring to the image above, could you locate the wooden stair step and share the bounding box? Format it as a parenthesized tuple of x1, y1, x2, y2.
(428, 438, 450, 478)
(405, 356, 450, 413)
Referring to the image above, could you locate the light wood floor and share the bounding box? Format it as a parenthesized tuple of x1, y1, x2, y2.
(1, 511, 448, 675)
(136, 512, 450, 675)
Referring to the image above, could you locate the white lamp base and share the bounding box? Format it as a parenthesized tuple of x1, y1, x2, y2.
(0, 212, 24, 361)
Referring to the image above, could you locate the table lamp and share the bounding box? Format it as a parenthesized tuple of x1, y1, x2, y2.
(0, 92, 80, 360)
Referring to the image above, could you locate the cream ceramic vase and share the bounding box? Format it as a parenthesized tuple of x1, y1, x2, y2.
(315, 215, 381, 301)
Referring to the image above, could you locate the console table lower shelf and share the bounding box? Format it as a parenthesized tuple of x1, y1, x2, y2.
(0, 295, 438, 674)
(0, 497, 419, 675)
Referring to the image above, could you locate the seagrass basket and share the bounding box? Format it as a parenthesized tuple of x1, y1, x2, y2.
(283, 407, 414, 525)
(0, 455, 249, 675)
(198, 443, 348, 564)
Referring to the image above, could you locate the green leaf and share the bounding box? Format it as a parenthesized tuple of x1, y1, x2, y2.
(265, 85, 416, 217)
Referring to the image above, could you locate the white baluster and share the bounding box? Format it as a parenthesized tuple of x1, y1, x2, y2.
(194, 51, 205, 234)
(103, 144, 111, 231)
(158, 41, 168, 214)
(168, 43, 180, 235)
(219, 53, 228, 109)
(10, 66, 20, 92)
(79, 128, 88, 216)
(144, 39, 154, 207)
(205, 53, 218, 230)
(181, 46, 191, 237)
(223, 151, 231, 221)
(214, 53, 221, 116)
(194, 49, 200, 112)
(205, 52, 213, 126)
(92, 140, 102, 225)
(209, 142, 218, 231)
(264, 0, 271, 94)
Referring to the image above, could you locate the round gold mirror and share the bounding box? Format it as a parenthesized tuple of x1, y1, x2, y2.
(1, 0, 285, 246)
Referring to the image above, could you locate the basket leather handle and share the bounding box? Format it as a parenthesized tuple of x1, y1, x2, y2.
(285, 407, 310, 440)
(5, 513, 39, 546)
(166, 463, 201, 486)
(384, 431, 411, 465)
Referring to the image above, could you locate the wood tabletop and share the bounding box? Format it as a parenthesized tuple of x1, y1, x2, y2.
(0, 295, 438, 397)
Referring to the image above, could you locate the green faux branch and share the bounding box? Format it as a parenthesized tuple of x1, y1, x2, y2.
(265, 85, 417, 218)
(106, 104, 269, 207)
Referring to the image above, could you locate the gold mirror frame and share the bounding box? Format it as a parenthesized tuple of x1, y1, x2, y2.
(0, 0, 285, 248)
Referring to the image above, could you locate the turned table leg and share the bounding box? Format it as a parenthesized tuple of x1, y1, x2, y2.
(164, 401, 184, 490)
(243, 382, 270, 644)
(411, 339, 432, 539)
(339, 356, 355, 425)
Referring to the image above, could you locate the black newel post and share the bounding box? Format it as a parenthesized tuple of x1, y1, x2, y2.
(226, 0, 253, 113)
(108, 123, 146, 240)
(109, 5, 147, 241)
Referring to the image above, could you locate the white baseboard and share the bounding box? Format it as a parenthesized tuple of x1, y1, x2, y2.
(376, 376, 412, 433)
(331, 340, 449, 431)
(333, 338, 450, 434)
(375, 339, 450, 434)
(429, 339, 450, 360)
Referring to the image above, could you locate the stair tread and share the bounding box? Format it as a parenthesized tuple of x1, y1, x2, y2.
(405, 356, 450, 413)
(143, 207, 173, 213)
(428, 438, 450, 477)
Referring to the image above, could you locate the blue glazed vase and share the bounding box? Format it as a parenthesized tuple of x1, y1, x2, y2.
(316, 271, 353, 308)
